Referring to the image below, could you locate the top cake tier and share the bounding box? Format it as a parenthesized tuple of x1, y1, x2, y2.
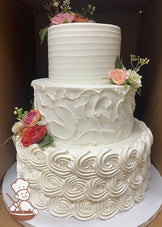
(48, 23, 121, 85)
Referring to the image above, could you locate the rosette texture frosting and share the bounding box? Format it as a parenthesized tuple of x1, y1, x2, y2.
(16, 119, 153, 220)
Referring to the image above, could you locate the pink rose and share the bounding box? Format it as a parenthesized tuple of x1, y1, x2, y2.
(23, 110, 41, 127)
(51, 13, 75, 25)
(108, 69, 127, 85)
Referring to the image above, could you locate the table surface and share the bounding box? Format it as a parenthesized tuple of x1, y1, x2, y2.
(0, 186, 162, 227)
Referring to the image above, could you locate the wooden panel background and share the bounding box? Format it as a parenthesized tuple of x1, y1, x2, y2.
(141, 0, 162, 175)
(0, 0, 36, 183)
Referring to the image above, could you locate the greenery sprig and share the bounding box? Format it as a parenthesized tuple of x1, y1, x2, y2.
(81, 4, 96, 17)
(2, 107, 27, 146)
(14, 107, 28, 121)
(130, 54, 150, 72)
(60, 0, 71, 13)
(38, 134, 54, 148)
(114, 54, 150, 94)
(39, 0, 96, 45)
(44, 0, 72, 20)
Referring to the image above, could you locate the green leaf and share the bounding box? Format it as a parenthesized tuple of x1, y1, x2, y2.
(115, 56, 124, 69)
(3, 132, 18, 146)
(39, 27, 49, 45)
(38, 134, 54, 148)
(3, 135, 13, 146)
(63, 19, 68, 23)
(136, 87, 141, 96)
(123, 83, 129, 90)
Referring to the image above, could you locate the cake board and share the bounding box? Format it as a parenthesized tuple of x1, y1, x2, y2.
(2, 162, 162, 227)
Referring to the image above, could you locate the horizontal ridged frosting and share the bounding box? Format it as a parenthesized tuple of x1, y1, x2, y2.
(48, 23, 121, 85)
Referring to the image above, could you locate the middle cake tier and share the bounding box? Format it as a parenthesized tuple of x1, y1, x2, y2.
(32, 79, 135, 145)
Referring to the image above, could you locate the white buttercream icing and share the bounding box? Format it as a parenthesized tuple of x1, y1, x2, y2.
(62, 175, 86, 201)
(29, 189, 49, 210)
(23, 165, 40, 188)
(118, 188, 135, 211)
(135, 177, 149, 202)
(108, 170, 129, 197)
(47, 149, 73, 178)
(96, 198, 119, 219)
(129, 166, 143, 189)
(74, 199, 96, 220)
(48, 23, 121, 85)
(49, 196, 72, 217)
(28, 144, 47, 170)
(16, 119, 153, 220)
(86, 177, 107, 201)
(73, 151, 96, 179)
(17, 157, 25, 178)
(95, 149, 120, 178)
(32, 79, 135, 145)
(40, 169, 62, 196)
(16, 140, 29, 163)
(119, 146, 137, 172)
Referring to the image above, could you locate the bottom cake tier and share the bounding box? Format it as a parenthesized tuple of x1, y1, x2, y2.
(15, 118, 153, 220)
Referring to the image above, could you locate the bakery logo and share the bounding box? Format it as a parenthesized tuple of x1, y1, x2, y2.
(6, 178, 38, 221)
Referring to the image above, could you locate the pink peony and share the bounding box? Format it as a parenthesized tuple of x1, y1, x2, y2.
(51, 13, 75, 25)
(108, 69, 127, 85)
(23, 110, 41, 127)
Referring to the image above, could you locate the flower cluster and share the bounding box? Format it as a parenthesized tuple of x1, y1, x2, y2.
(39, 0, 95, 44)
(12, 108, 53, 148)
(50, 0, 95, 24)
(13, 107, 28, 121)
(107, 55, 149, 93)
(51, 13, 75, 25)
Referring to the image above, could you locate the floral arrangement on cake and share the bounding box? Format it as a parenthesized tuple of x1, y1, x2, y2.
(39, 0, 95, 44)
(10, 108, 53, 148)
(107, 55, 149, 94)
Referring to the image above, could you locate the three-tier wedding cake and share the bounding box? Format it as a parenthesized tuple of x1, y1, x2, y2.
(14, 23, 153, 220)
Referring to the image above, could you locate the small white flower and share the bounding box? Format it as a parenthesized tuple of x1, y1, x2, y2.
(126, 69, 142, 88)
(63, 0, 70, 5)
(37, 118, 46, 126)
(53, 1, 59, 7)
(92, 6, 96, 12)
(88, 19, 96, 23)
(12, 121, 23, 133)
(126, 69, 132, 78)
(133, 78, 142, 88)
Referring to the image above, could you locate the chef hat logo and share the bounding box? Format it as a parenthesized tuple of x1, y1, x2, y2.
(12, 178, 29, 194)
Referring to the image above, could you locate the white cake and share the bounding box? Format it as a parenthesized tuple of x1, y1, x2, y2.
(15, 23, 153, 220)
(48, 23, 121, 84)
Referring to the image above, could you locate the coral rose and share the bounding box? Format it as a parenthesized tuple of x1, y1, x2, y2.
(108, 69, 127, 85)
(18, 125, 28, 136)
(21, 125, 47, 147)
(74, 13, 88, 23)
(51, 13, 75, 25)
(23, 110, 41, 127)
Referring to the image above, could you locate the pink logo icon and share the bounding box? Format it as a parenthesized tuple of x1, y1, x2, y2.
(7, 178, 38, 221)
